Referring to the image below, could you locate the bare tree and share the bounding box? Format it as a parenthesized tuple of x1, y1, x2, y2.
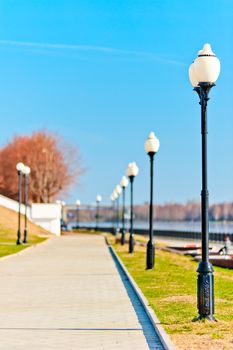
(0, 131, 83, 203)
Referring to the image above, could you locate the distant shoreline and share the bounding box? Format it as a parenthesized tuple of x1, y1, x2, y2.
(67, 220, 233, 234)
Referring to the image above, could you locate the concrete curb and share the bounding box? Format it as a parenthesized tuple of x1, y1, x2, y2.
(105, 237, 176, 350)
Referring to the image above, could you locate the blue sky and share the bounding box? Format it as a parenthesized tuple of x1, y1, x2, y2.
(0, 0, 232, 205)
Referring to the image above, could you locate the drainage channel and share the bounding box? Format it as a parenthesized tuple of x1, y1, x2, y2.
(108, 245, 175, 350)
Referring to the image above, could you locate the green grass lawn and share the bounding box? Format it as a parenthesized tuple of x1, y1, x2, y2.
(108, 234, 233, 350)
(0, 238, 46, 258)
(69, 228, 102, 235)
(0, 225, 47, 258)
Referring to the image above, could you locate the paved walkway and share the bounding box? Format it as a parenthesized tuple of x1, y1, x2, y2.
(0, 235, 164, 350)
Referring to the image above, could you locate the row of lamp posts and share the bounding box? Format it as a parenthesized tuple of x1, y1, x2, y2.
(14, 41, 219, 322)
(63, 196, 99, 231)
(110, 130, 159, 264)
(52, 42, 219, 322)
(16, 162, 31, 245)
(107, 42, 220, 321)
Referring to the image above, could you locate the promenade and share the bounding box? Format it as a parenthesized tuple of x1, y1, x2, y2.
(0, 234, 165, 350)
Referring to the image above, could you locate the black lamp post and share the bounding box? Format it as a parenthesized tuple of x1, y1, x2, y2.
(189, 43, 221, 321)
(113, 192, 119, 236)
(61, 201, 66, 227)
(126, 162, 139, 253)
(95, 195, 102, 231)
(76, 199, 81, 229)
(56, 200, 66, 229)
(110, 195, 114, 234)
(16, 162, 25, 245)
(110, 193, 117, 235)
(144, 132, 160, 269)
(116, 196, 119, 233)
(23, 166, 31, 244)
(115, 185, 122, 234)
(120, 176, 129, 245)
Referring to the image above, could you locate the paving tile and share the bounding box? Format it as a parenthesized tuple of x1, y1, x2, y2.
(0, 235, 164, 349)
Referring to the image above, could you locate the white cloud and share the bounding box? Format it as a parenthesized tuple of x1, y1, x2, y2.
(0, 39, 184, 66)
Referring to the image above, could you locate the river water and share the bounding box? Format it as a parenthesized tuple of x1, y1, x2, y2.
(68, 220, 233, 234)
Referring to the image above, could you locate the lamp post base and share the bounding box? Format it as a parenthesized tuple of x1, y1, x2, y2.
(121, 229, 126, 245)
(129, 234, 134, 253)
(16, 230, 22, 245)
(197, 261, 215, 321)
(146, 240, 155, 269)
(194, 314, 216, 322)
(23, 229, 28, 244)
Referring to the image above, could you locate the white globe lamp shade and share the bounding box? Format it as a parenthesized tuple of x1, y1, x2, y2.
(16, 162, 25, 172)
(144, 132, 160, 154)
(113, 191, 118, 200)
(96, 195, 102, 203)
(76, 200, 81, 206)
(126, 163, 132, 177)
(126, 162, 139, 177)
(193, 43, 220, 84)
(189, 63, 199, 87)
(23, 166, 31, 175)
(120, 176, 129, 188)
(115, 185, 122, 195)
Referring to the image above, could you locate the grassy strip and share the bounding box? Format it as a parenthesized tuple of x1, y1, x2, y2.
(108, 234, 233, 350)
(0, 225, 47, 258)
(69, 228, 102, 235)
